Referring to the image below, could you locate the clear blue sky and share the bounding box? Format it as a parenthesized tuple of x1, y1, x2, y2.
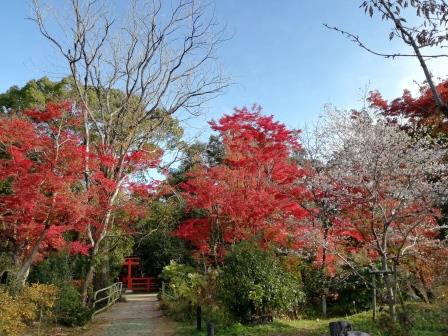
(0, 1, 445, 135)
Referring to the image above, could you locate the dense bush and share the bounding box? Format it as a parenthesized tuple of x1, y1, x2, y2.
(137, 231, 192, 277)
(0, 283, 58, 336)
(28, 252, 92, 326)
(300, 262, 371, 316)
(219, 243, 305, 323)
(54, 283, 93, 326)
(29, 252, 72, 285)
(134, 198, 193, 278)
(161, 261, 202, 304)
(328, 272, 371, 315)
(160, 261, 228, 323)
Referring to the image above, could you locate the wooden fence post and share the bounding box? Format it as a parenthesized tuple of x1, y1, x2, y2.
(322, 294, 327, 318)
(372, 274, 377, 320)
(207, 321, 215, 336)
(196, 306, 202, 330)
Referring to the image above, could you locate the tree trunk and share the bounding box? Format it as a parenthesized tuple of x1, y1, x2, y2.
(81, 241, 102, 305)
(95, 240, 111, 291)
(322, 294, 327, 318)
(321, 225, 329, 318)
(15, 225, 51, 287)
(81, 199, 117, 305)
(381, 256, 396, 321)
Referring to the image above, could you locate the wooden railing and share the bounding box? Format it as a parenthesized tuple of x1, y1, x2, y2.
(92, 282, 122, 316)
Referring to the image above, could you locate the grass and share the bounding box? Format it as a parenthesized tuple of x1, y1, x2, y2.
(176, 302, 448, 336)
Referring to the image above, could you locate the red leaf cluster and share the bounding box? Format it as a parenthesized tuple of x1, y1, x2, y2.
(0, 102, 161, 266)
(0, 103, 88, 261)
(174, 107, 312, 260)
(369, 80, 448, 134)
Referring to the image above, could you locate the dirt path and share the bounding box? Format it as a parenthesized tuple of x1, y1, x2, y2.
(81, 293, 176, 336)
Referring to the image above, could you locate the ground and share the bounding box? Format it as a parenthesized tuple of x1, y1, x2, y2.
(24, 293, 177, 336)
(24, 299, 448, 336)
(81, 293, 176, 336)
(176, 302, 448, 336)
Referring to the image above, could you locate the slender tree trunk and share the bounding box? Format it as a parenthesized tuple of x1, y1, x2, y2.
(381, 255, 396, 320)
(81, 205, 116, 305)
(81, 242, 101, 305)
(321, 225, 329, 318)
(16, 225, 51, 287)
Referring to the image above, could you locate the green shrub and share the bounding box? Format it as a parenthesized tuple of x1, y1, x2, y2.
(160, 297, 194, 321)
(300, 262, 371, 316)
(28, 252, 92, 326)
(161, 261, 202, 304)
(218, 243, 305, 323)
(160, 261, 204, 320)
(160, 261, 229, 324)
(327, 273, 371, 316)
(28, 252, 72, 285)
(54, 283, 92, 326)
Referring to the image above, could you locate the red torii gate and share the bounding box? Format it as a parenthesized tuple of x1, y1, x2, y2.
(120, 257, 157, 292)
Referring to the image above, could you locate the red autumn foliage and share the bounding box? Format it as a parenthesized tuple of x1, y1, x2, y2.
(174, 107, 312, 260)
(316, 111, 446, 278)
(0, 103, 90, 264)
(368, 80, 448, 134)
(0, 102, 160, 273)
(301, 108, 448, 280)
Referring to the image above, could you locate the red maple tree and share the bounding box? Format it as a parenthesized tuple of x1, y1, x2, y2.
(369, 79, 448, 134)
(0, 102, 158, 285)
(0, 102, 91, 284)
(175, 107, 312, 262)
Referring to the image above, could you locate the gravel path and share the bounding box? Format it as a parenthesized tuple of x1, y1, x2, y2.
(81, 293, 176, 336)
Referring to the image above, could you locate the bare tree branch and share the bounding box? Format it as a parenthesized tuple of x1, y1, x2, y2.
(31, 0, 229, 304)
(325, 0, 448, 115)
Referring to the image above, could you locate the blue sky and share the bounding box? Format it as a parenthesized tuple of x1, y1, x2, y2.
(0, 1, 445, 137)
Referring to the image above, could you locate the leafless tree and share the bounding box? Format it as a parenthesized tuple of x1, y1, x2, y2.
(325, 0, 448, 115)
(32, 0, 228, 303)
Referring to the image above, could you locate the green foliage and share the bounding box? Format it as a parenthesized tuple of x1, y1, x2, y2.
(327, 272, 371, 316)
(160, 261, 226, 324)
(92, 233, 133, 290)
(299, 262, 327, 310)
(0, 77, 184, 154)
(28, 252, 92, 326)
(0, 253, 14, 283)
(135, 198, 192, 277)
(299, 261, 371, 316)
(168, 135, 225, 186)
(54, 283, 92, 326)
(161, 245, 306, 325)
(205, 135, 225, 166)
(29, 252, 72, 285)
(168, 142, 208, 186)
(177, 302, 448, 336)
(161, 261, 203, 306)
(0, 77, 73, 111)
(176, 320, 299, 336)
(105, 236, 134, 282)
(137, 231, 192, 277)
(219, 243, 305, 322)
(0, 177, 12, 195)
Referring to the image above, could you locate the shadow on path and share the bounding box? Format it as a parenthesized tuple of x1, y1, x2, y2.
(81, 293, 176, 336)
